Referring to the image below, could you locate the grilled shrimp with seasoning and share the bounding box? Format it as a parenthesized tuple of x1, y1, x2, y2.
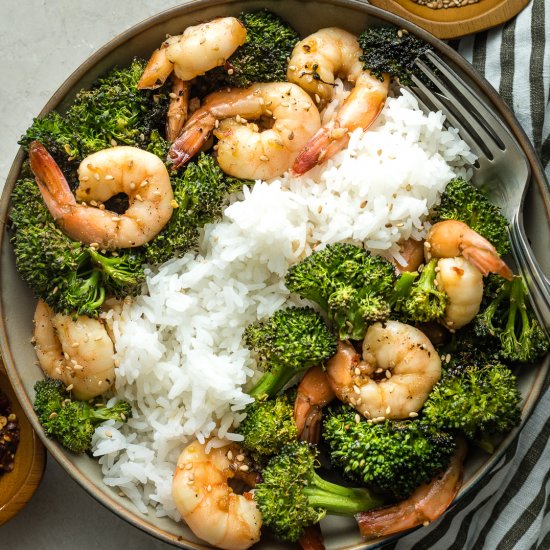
(33, 300, 115, 400)
(425, 220, 513, 280)
(172, 440, 262, 550)
(327, 322, 441, 421)
(287, 27, 389, 175)
(138, 17, 246, 89)
(436, 256, 484, 330)
(29, 142, 174, 249)
(356, 439, 467, 540)
(168, 82, 321, 180)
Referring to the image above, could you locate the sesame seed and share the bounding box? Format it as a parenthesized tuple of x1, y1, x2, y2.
(355, 414, 361, 424)
(409, 412, 419, 418)
(135, 194, 143, 202)
(140, 180, 149, 188)
(375, 368, 383, 374)
(207, 485, 212, 492)
(66, 384, 74, 391)
(386, 406, 391, 415)
(353, 385, 361, 395)
(48, 412, 58, 420)
(93, 173, 100, 181)
(227, 450, 233, 460)
(385, 370, 392, 379)
(446, 354, 451, 363)
(63, 352, 70, 360)
(71, 342, 80, 348)
(169, 92, 178, 99)
(105, 430, 113, 438)
(236, 454, 245, 462)
(260, 155, 269, 162)
(110, 139, 117, 147)
(239, 464, 249, 472)
(354, 367, 361, 375)
(185, 463, 193, 470)
(227, 68, 234, 75)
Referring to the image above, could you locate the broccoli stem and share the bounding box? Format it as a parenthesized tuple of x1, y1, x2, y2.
(389, 270, 417, 308)
(248, 363, 297, 399)
(303, 471, 385, 514)
(416, 258, 438, 291)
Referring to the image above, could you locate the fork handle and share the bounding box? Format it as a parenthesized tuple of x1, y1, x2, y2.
(509, 218, 550, 338)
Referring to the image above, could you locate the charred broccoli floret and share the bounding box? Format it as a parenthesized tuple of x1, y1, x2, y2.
(402, 259, 448, 322)
(19, 59, 170, 185)
(422, 362, 521, 452)
(255, 441, 385, 542)
(236, 389, 298, 462)
(323, 406, 456, 499)
(285, 243, 396, 340)
(432, 177, 511, 255)
(244, 307, 337, 399)
(196, 10, 299, 92)
(33, 378, 132, 454)
(474, 276, 548, 364)
(10, 177, 144, 316)
(143, 153, 247, 265)
(358, 26, 433, 85)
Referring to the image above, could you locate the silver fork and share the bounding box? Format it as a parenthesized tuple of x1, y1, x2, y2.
(406, 50, 550, 336)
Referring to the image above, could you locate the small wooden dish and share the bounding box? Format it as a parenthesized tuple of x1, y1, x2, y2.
(368, 0, 530, 39)
(0, 361, 45, 525)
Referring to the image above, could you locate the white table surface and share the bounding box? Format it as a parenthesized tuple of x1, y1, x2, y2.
(0, 1, 186, 548)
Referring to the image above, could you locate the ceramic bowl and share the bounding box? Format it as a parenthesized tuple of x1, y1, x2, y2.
(1, 1, 549, 548)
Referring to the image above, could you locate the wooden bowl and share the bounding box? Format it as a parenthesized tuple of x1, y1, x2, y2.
(0, 361, 45, 525)
(368, 0, 531, 39)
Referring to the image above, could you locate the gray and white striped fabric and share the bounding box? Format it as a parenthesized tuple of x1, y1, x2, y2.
(386, 2, 550, 548)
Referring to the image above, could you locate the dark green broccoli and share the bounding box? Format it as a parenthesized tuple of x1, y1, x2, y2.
(439, 324, 501, 375)
(143, 153, 248, 265)
(474, 276, 549, 364)
(422, 362, 521, 452)
(285, 243, 396, 340)
(432, 177, 511, 255)
(358, 26, 433, 85)
(10, 177, 144, 316)
(244, 307, 337, 399)
(255, 441, 386, 542)
(323, 406, 455, 499)
(196, 10, 299, 93)
(402, 259, 448, 322)
(19, 59, 170, 186)
(236, 389, 298, 462)
(33, 378, 132, 454)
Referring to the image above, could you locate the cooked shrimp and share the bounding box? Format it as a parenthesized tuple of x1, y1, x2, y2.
(436, 257, 484, 330)
(287, 28, 389, 176)
(294, 365, 336, 443)
(356, 439, 467, 540)
(425, 220, 513, 280)
(327, 322, 441, 420)
(33, 300, 115, 400)
(169, 82, 321, 180)
(172, 440, 262, 550)
(396, 237, 425, 273)
(137, 17, 246, 89)
(166, 77, 191, 141)
(29, 142, 174, 249)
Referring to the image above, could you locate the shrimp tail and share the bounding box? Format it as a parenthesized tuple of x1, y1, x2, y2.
(28, 141, 76, 219)
(294, 365, 336, 443)
(356, 439, 467, 540)
(166, 78, 190, 142)
(291, 124, 349, 176)
(299, 524, 326, 550)
(168, 111, 216, 169)
(138, 44, 174, 90)
(462, 245, 514, 281)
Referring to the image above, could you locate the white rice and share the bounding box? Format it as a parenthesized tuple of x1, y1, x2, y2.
(91, 89, 475, 518)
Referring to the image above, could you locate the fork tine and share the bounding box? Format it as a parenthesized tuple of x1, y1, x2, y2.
(409, 72, 487, 159)
(412, 59, 500, 159)
(424, 51, 507, 147)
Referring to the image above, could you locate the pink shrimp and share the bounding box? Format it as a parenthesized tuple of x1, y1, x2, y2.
(356, 439, 467, 540)
(287, 27, 389, 176)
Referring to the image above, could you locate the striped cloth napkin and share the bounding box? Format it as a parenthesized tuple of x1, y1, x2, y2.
(387, 1, 550, 548)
